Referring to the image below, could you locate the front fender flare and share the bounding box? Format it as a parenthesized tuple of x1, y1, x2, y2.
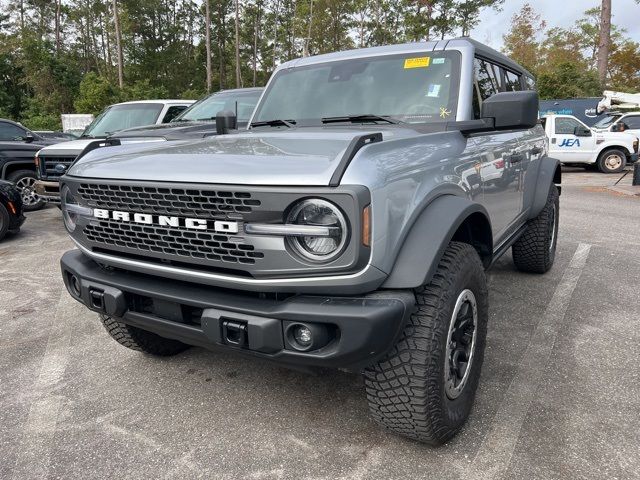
(381, 195, 492, 289)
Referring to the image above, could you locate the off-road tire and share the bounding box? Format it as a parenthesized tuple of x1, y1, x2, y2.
(7, 170, 46, 211)
(100, 314, 190, 356)
(363, 242, 488, 445)
(597, 149, 626, 174)
(0, 203, 9, 241)
(512, 184, 559, 274)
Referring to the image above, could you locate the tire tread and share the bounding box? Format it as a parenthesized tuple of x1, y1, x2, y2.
(363, 242, 487, 445)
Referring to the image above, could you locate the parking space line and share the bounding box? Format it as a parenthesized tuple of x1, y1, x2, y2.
(11, 289, 72, 480)
(468, 242, 592, 480)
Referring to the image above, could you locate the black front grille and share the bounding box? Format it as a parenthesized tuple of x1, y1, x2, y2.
(40, 155, 76, 180)
(77, 183, 261, 218)
(75, 182, 269, 269)
(84, 220, 264, 265)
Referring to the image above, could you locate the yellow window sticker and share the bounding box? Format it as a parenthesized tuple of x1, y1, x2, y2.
(404, 57, 430, 69)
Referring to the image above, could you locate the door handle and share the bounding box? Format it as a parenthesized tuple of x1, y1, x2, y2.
(531, 146, 543, 155)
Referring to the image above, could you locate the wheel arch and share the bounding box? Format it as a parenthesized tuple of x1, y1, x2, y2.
(596, 144, 633, 160)
(381, 195, 493, 289)
(2, 161, 37, 180)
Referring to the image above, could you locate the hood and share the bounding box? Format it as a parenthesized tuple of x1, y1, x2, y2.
(68, 128, 409, 186)
(113, 121, 215, 141)
(37, 138, 100, 156)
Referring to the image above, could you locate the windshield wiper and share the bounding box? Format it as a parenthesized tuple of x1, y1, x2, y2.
(80, 134, 94, 138)
(250, 119, 296, 128)
(321, 114, 401, 125)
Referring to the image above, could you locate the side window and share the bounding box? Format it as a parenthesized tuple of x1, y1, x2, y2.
(0, 122, 27, 141)
(555, 118, 581, 135)
(162, 106, 187, 123)
(475, 58, 499, 101)
(623, 116, 640, 129)
(525, 75, 536, 91)
(504, 70, 522, 91)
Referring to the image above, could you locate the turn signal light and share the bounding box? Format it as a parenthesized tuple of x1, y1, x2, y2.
(362, 205, 371, 247)
(34, 156, 40, 168)
(7, 201, 17, 215)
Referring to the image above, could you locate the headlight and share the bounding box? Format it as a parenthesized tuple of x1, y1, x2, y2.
(61, 185, 93, 232)
(61, 184, 78, 232)
(286, 199, 348, 263)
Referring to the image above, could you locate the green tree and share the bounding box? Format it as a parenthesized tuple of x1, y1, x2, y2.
(537, 63, 601, 99)
(74, 72, 119, 114)
(502, 3, 545, 73)
(608, 40, 640, 92)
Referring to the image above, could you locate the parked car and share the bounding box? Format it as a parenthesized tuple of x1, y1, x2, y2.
(0, 118, 64, 211)
(0, 180, 25, 241)
(34, 99, 195, 203)
(542, 114, 638, 173)
(59, 39, 559, 445)
(113, 88, 264, 142)
(592, 110, 640, 139)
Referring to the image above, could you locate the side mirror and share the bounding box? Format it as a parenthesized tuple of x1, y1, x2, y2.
(216, 110, 237, 135)
(611, 122, 627, 133)
(23, 134, 35, 143)
(481, 91, 539, 130)
(573, 125, 592, 137)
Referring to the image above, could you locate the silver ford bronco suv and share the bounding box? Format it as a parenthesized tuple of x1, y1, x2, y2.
(59, 39, 560, 445)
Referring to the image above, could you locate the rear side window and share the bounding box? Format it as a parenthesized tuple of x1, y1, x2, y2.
(555, 117, 582, 135)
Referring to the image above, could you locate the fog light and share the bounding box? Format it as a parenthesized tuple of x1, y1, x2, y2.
(70, 274, 81, 296)
(293, 325, 313, 347)
(284, 322, 331, 352)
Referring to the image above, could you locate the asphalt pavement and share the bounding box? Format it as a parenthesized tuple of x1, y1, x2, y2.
(1, 167, 639, 479)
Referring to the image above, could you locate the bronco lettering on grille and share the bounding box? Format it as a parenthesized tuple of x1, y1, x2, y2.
(93, 208, 239, 233)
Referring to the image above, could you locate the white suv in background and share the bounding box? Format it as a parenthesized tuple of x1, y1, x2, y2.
(34, 99, 195, 202)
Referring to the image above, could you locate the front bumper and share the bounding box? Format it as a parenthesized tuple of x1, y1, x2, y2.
(61, 250, 415, 370)
(34, 180, 61, 203)
(9, 211, 25, 231)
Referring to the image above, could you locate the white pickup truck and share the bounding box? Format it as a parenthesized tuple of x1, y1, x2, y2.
(542, 114, 639, 173)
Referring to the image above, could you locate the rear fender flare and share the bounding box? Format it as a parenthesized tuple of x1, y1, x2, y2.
(529, 156, 561, 220)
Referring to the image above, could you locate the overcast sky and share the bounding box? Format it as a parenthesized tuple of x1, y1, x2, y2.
(470, 0, 640, 51)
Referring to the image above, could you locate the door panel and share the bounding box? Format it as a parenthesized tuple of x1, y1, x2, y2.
(470, 130, 528, 243)
(549, 117, 596, 162)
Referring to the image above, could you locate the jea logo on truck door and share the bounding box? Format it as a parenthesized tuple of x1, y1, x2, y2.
(559, 139, 580, 147)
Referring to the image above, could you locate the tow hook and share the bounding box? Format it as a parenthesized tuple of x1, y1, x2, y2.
(222, 319, 248, 347)
(89, 288, 105, 311)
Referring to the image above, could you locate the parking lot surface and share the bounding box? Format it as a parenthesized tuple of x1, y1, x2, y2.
(1, 168, 639, 480)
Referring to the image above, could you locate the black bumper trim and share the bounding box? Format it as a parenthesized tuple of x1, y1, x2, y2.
(61, 250, 415, 370)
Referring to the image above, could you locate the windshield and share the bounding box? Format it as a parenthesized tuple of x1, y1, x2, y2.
(176, 90, 262, 123)
(252, 51, 460, 126)
(593, 115, 621, 129)
(82, 103, 163, 137)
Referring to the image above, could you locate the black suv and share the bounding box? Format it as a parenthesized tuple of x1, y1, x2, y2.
(0, 118, 60, 211)
(0, 180, 25, 240)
